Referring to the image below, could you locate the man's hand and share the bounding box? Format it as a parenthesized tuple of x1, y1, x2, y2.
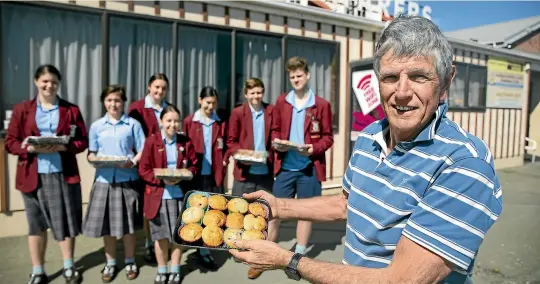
(242, 190, 279, 221)
(298, 144, 313, 156)
(164, 178, 181, 185)
(229, 240, 294, 271)
(272, 138, 290, 153)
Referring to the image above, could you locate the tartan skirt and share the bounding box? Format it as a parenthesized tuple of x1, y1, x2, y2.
(22, 173, 83, 242)
(83, 181, 140, 238)
(149, 199, 182, 242)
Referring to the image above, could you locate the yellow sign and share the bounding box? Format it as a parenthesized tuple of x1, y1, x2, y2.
(486, 58, 524, 109)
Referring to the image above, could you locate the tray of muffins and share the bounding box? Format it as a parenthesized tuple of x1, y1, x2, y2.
(154, 168, 194, 181)
(232, 149, 268, 164)
(272, 139, 309, 152)
(174, 190, 270, 250)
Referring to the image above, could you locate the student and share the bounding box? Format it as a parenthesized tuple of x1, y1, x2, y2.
(138, 105, 198, 284)
(226, 78, 274, 196)
(183, 86, 226, 269)
(247, 57, 334, 280)
(5, 65, 88, 284)
(127, 73, 171, 263)
(83, 85, 145, 282)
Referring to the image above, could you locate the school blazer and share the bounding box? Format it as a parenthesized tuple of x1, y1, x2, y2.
(5, 97, 89, 193)
(225, 103, 274, 181)
(128, 99, 170, 137)
(270, 93, 334, 182)
(138, 132, 198, 220)
(183, 114, 227, 187)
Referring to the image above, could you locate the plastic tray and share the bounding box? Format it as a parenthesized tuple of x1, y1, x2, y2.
(154, 168, 193, 181)
(232, 150, 268, 164)
(173, 190, 270, 250)
(89, 156, 130, 168)
(272, 140, 308, 152)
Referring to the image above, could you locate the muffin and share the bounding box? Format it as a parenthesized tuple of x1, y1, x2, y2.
(244, 214, 267, 231)
(179, 223, 203, 243)
(223, 228, 243, 248)
(248, 202, 268, 218)
(181, 206, 204, 224)
(202, 225, 224, 247)
(208, 195, 228, 211)
(188, 193, 208, 209)
(227, 198, 249, 214)
(225, 212, 244, 229)
(242, 229, 265, 241)
(203, 210, 227, 227)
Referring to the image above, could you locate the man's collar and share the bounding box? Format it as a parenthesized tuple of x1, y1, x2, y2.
(144, 95, 167, 110)
(193, 109, 220, 123)
(371, 102, 448, 150)
(285, 88, 315, 110)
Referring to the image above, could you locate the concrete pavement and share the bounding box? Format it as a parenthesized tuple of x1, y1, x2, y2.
(0, 163, 539, 283)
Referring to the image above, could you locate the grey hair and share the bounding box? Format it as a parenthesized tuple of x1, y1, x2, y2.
(373, 15, 454, 92)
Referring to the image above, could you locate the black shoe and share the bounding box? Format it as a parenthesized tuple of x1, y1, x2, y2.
(154, 272, 168, 284)
(168, 272, 183, 284)
(198, 252, 219, 271)
(100, 264, 117, 283)
(63, 268, 82, 284)
(28, 273, 48, 284)
(144, 246, 157, 264)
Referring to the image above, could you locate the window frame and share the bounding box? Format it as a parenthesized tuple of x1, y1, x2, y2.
(448, 62, 488, 112)
(0, 1, 341, 132)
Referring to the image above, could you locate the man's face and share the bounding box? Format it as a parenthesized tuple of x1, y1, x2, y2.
(378, 52, 446, 139)
(288, 69, 310, 93)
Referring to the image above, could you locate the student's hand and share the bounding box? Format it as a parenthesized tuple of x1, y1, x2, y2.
(298, 144, 313, 156)
(87, 153, 97, 162)
(272, 139, 289, 153)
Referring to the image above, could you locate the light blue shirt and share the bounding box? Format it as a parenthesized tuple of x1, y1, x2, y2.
(162, 132, 183, 199)
(36, 98, 62, 174)
(88, 113, 145, 184)
(144, 95, 167, 129)
(192, 110, 220, 176)
(249, 105, 268, 175)
(282, 89, 315, 171)
(343, 103, 502, 284)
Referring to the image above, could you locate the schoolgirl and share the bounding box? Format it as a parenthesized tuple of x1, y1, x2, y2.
(5, 65, 88, 284)
(138, 105, 198, 284)
(127, 73, 171, 262)
(83, 85, 146, 282)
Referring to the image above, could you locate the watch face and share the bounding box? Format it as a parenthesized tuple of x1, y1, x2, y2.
(285, 267, 301, 281)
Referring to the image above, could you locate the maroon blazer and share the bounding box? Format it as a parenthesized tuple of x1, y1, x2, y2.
(128, 98, 169, 137)
(270, 93, 333, 182)
(225, 103, 274, 181)
(183, 113, 227, 187)
(138, 132, 198, 220)
(5, 97, 89, 193)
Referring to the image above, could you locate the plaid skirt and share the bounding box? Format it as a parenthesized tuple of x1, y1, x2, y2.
(22, 173, 82, 242)
(83, 181, 140, 238)
(149, 199, 182, 242)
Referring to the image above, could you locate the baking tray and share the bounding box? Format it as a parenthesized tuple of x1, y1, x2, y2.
(23, 135, 70, 146)
(272, 140, 308, 152)
(173, 190, 270, 250)
(154, 168, 194, 181)
(232, 149, 268, 164)
(89, 156, 130, 168)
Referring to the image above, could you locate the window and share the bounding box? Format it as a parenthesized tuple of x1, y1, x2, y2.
(177, 26, 231, 119)
(109, 17, 174, 106)
(448, 62, 487, 109)
(286, 38, 339, 129)
(235, 33, 282, 106)
(1, 4, 102, 125)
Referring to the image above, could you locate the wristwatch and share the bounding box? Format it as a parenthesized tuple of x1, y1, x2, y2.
(284, 253, 304, 281)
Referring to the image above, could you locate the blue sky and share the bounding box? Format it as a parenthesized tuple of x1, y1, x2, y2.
(419, 1, 540, 31)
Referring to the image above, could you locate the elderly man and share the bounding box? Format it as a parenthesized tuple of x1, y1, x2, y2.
(230, 15, 502, 284)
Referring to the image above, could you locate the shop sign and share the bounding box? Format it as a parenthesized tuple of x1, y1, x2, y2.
(486, 58, 524, 109)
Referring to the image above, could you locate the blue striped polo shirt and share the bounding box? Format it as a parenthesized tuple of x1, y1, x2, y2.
(342, 103, 503, 283)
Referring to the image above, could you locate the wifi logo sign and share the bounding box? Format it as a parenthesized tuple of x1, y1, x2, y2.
(357, 74, 372, 91)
